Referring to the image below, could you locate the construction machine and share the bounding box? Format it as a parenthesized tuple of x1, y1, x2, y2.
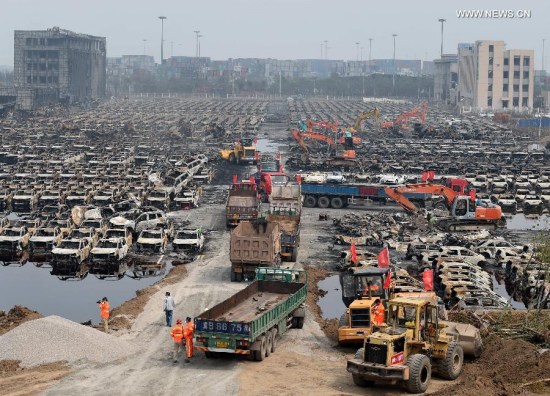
(219, 137, 257, 164)
(346, 296, 483, 393)
(353, 108, 380, 132)
(381, 102, 427, 132)
(290, 129, 356, 160)
(384, 183, 504, 231)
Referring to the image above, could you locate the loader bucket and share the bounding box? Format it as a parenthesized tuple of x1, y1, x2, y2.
(444, 321, 483, 358)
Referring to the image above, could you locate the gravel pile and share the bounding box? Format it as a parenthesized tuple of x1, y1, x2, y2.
(0, 315, 138, 367)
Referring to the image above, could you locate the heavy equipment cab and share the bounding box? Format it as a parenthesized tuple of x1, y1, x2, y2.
(340, 267, 390, 307)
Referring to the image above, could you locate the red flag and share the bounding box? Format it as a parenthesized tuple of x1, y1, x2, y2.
(295, 175, 302, 184)
(383, 269, 392, 289)
(249, 175, 255, 185)
(422, 269, 434, 291)
(421, 172, 428, 183)
(232, 175, 238, 185)
(276, 152, 281, 160)
(377, 247, 390, 268)
(350, 242, 357, 265)
(428, 170, 435, 181)
(469, 188, 476, 201)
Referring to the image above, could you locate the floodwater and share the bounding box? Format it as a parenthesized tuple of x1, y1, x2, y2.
(506, 214, 550, 231)
(318, 275, 347, 320)
(0, 259, 169, 323)
(491, 274, 525, 310)
(255, 138, 283, 154)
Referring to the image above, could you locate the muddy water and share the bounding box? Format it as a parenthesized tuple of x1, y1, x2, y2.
(491, 274, 525, 310)
(506, 214, 550, 231)
(0, 260, 168, 323)
(317, 275, 347, 320)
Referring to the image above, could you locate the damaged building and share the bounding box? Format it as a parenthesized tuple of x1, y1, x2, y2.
(14, 27, 106, 111)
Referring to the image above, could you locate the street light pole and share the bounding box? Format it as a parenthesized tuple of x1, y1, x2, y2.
(158, 16, 167, 64)
(194, 30, 200, 57)
(438, 18, 446, 58)
(198, 34, 202, 57)
(392, 34, 397, 90)
(356, 42, 360, 61)
(543, 38, 546, 71)
(324, 40, 328, 60)
(368, 38, 373, 73)
(143, 39, 147, 55)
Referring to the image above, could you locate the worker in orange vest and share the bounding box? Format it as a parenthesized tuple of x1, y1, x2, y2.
(183, 316, 195, 363)
(371, 299, 385, 326)
(97, 297, 110, 333)
(170, 319, 185, 363)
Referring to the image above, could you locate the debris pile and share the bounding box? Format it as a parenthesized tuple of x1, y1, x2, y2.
(0, 316, 138, 367)
(0, 305, 42, 336)
(332, 212, 409, 246)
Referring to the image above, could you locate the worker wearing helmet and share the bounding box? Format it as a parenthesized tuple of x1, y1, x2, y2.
(170, 319, 185, 363)
(183, 317, 195, 363)
(97, 297, 110, 333)
(371, 299, 385, 326)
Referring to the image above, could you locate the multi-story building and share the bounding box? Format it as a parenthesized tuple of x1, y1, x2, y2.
(458, 40, 534, 111)
(14, 27, 106, 110)
(434, 55, 458, 105)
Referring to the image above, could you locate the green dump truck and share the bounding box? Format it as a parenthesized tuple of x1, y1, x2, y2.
(194, 267, 307, 361)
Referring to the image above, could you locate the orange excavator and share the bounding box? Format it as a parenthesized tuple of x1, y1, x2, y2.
(384, 183, 504, 231)
(381, 101, 428, 132)
(291, 128, 355, 160)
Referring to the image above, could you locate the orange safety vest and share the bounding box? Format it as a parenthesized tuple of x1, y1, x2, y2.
(99, 301, 110, 319)
(183, 321, 195, 339)
(171, 324, 185, 343)
(372, 304, 385, 326)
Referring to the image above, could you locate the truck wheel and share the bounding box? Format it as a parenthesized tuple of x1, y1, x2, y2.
(295, 316, 304, 329)
(330, 197, 344, 209)
(304, 195, 317, 208)
(265, 332, 273, 357)
(317, 196, 330, 208)
(339, 313, 348, 327)
(254, 336, 266, 361)
(230, 270, 236, 282)
(352, 373, 374, 387)
(291, 247, 298, 262)
(235, 272, 243, 282)
(437, 342, 463, 380)
(270, 329, 278, 353)
(405, 354, 431, 394)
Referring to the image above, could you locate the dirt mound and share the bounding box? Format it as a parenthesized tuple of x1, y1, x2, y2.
(432, 335, 550, 395)
(0, 306, 43, 336)
(0, 361, 70, 396)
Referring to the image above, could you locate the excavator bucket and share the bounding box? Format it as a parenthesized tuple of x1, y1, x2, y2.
(443, 321, 483, 358)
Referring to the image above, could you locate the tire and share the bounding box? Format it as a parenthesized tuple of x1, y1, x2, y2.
(205, 351, 214, 358)
(254, 336, 266, 361)
(270, 329, 278, 353)
(265, 332, 273, 357)
(304, 195, 317, 208)
(437, 342, 463, 380)
(352, 373, 374, 387)
(290, 247, 298, 262)
(295, 316, 304, 329)
(235, 271, 243, 282)
(330, 197, 344, 209)
(405, 354, 431, 394)
(339, 313, 348, 327)
(317, 196, 330, 209)
(230, 270, 236, 282)
(434, 201, 447, 211)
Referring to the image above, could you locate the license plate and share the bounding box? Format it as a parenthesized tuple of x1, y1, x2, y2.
(216, 341, 229, 348)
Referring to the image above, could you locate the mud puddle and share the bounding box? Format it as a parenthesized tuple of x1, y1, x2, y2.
(317, 275, 346, 320)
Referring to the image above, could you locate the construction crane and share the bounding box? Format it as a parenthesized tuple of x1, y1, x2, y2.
(383, 183, 504, 231)
(352, 108, 380, 132)
(381, 101, 427, 132)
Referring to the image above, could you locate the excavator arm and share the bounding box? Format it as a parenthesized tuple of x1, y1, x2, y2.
(383, 183, 461, 214)
(353, 108, 380, 131)
(291, 129, 309, 153)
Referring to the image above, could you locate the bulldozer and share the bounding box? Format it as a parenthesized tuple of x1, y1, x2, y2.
(219, 137, 257, 165)
(346, 296, 482, 394)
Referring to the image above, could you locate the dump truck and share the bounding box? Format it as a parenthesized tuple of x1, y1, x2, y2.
(219, 137, 257, 164)
(267, 183, 302, 261)
(194, 267, 306, 361)
(226, 178, 260, 228)
(229, 220, 281, 281)
(346, 296, 483, 394)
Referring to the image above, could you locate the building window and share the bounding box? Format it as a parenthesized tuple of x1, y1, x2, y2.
(488, 97, 493, 107)
(503, 84, 508, 92)
(503, 71, 509, 78)
(523, 57, 530, 66)
(504, 58, 509, 66)
(489, 45, 494, 53)
(513, 71, 520, 78)
(514, 56, 520, 66)
(488, 70, 493, 78)
(522, 84, 529, 92)
(27, 76, 31, 83)
(489, 57, 494, 66)
(523, 71, 529, 79)
(488, 84, 493, 91)
(502, 100, 509, 108)
(513, 84, 519, 92)
(522, 97, 528, 106)
(25, 38, 31, 46)
(513, 97, 519, 106)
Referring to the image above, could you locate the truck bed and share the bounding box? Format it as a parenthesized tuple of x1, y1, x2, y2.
(216, 291, 286, 322)
(267, 214, 299, 234)
(228, 196, 257, 207)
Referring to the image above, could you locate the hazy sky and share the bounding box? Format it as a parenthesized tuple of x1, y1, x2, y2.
(1, 0, 549, 67)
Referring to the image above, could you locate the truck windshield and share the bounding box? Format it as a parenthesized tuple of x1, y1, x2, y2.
(388, 305, 417, 328)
